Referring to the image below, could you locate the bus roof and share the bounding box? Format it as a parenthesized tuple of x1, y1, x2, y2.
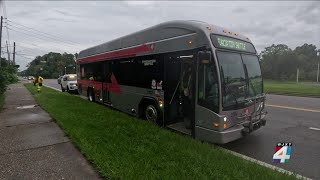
(78, 20, 252, 60)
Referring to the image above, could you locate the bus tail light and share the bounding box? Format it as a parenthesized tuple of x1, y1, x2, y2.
(223, 123, 227, 129)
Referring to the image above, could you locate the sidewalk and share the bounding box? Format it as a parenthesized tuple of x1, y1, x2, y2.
(0, 82, 100, 179)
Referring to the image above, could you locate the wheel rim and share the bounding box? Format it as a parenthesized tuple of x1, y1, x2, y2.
(145, 105, 157, 122)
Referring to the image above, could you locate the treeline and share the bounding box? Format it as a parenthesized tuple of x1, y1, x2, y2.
(0, 58, 18, 95)
(260, 44, 320, 81)
(20, 52, 77, 79)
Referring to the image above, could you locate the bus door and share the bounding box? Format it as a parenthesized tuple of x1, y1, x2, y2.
(180, 55, 196, 136)
(103, 62, 111, 104)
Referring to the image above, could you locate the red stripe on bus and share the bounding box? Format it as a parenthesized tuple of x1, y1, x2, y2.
(78, 73, 122, 94)
(77, 44, 152, 64)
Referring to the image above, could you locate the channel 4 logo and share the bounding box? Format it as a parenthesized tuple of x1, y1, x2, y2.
(272, 142, 292, 163)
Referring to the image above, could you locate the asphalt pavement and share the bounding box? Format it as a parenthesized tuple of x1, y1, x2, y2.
(0, 81, 100, 179)
(43, 79, 320, 179)
(222, 95, 320, 179)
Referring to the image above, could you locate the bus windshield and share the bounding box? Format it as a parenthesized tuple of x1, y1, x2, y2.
(217, 51, 262, 109)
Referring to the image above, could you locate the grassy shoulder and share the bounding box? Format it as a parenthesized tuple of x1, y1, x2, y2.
(25, 84, 296, 179)
(264, 80, 320, 97)
(0, 93, 4, 111)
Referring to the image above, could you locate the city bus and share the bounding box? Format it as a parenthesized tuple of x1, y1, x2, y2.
(76, 20, 267, 144)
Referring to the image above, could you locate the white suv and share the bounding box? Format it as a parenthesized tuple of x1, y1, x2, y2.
(61, 74, 78, 93)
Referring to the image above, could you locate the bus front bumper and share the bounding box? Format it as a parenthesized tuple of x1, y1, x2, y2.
(195, 118, 266, 144)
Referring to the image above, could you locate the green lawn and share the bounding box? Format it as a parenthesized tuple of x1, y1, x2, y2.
(25, 84, 296, 179)
(264, 80, 320, 97)
(0, 93, 4, 111)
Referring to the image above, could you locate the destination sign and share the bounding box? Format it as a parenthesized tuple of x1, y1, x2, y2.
(211, 35, 256, 53)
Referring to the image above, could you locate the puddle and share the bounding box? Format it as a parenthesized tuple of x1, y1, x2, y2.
(16, 104, 38, 109)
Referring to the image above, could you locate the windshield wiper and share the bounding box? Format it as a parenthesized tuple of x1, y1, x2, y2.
(243, 64, 257, 99)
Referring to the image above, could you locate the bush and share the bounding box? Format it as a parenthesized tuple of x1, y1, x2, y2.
(0, 66, 18, 94)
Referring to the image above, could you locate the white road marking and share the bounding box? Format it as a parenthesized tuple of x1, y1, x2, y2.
(221, 148, 312, 180)
(44, 85, 61, 92)
(266, 104, 320, 113)
(309, 127, 320, 131)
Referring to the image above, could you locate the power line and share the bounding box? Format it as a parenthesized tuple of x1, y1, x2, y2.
(6, 19, 80, 45)
(6, 22, 81, 48)
(16, 54, 34, 60)
(6, 28, 74, 53)
(7, 26, 78, 49)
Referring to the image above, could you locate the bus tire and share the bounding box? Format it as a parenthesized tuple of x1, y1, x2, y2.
(144, 104, 161, 125)
(61, 85, 65, 92)
(88, 88, 95, 102)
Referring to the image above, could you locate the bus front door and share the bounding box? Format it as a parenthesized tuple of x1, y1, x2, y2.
(180, 57, 196, 136)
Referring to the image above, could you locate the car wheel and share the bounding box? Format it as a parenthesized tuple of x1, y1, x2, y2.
(61, 85, 65, 92)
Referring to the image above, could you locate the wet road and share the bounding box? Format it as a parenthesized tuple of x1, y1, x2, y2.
(43, 79, 61, 91)
(43, 79, 319, 179)
(222, 95, 320, 179)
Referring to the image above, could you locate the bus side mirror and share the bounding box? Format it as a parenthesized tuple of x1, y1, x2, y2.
(198, 51, 212, 64)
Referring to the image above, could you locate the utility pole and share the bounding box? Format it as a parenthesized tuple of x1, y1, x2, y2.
(317, 52, 320, 83)
(296, 68, 299, 83)
(6, 40, 10, 64)
(13, 42, 15, 65)
(0, 16, 3, 67)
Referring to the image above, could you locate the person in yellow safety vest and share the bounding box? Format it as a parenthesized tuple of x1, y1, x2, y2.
(89, 75, 94, 81)
(35, 75, 44, 92)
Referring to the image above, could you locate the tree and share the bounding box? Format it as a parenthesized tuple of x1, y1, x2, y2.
(260, 43, 319, 81)
(24, 52, 76, 78)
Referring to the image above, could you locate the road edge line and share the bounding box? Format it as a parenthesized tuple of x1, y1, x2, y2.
(220, 148, 312, 180)
(43, 85, 60, 92)
(266, 104, 320, 113)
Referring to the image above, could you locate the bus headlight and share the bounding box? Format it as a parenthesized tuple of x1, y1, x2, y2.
(159, 99, 164, 108)
(256, 102, 264, 112)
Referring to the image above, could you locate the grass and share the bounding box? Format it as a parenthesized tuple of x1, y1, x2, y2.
(25, 83, 297, 180)
(0, 93, 4, 112)
(264, 80, 320, 97)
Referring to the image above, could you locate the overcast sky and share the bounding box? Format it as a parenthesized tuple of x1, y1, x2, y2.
(1, 1, 319, 70)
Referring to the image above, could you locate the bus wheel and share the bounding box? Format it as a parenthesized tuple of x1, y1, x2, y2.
(61, 85, 65, 92)
(145, 104, 159, 123)
(88, 89, 95, 102)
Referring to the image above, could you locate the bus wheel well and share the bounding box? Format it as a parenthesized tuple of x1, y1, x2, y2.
(138, 98, 158, 118)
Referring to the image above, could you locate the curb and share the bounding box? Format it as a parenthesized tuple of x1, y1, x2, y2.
(221, 148, 312, 180)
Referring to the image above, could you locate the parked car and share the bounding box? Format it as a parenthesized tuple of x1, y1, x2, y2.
(27, 76, 34, 80)
(57, 76, 63, 84)
(60, 74, 78, 93)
